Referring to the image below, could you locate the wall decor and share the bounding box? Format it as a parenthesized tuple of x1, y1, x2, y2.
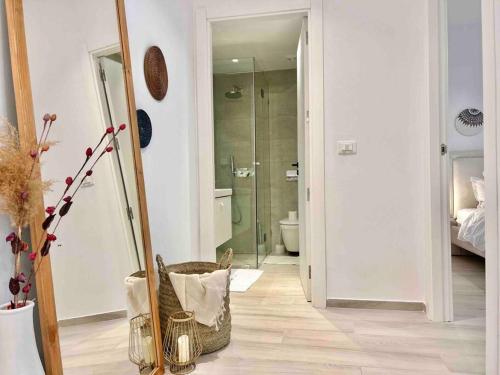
(137, 109, 153, 148)
(455, 108, 484, 136)
(144, 46, 169, 101)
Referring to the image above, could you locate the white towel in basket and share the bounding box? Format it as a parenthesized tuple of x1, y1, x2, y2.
(124, 276, 150, 319)
(168, 269, 228, 330)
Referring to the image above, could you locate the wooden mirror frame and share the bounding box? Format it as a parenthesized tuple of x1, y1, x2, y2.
(4, 0, 165, 373)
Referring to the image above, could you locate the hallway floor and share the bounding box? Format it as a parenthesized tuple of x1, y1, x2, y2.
(59, 257, 485, 374)
(195, 261, 485, 374)
(452, 254, 485, 324)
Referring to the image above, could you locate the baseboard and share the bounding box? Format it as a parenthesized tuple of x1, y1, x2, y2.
(327, 299, 426, 312)
(58, 310, 127, 327)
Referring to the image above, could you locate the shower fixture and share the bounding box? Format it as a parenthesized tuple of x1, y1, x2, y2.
(225, 86, 242, 99)
(229, 155, 242, 225)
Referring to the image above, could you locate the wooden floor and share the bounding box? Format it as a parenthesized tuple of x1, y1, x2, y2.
(59, 255, 485, 375)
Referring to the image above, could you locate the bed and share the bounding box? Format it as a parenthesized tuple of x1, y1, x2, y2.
(449, 151, 485, 258)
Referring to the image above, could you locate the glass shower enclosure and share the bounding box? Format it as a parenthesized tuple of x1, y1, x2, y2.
(213, 57, 271, 268)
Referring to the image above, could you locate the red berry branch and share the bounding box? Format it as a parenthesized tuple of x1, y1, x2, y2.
(3, 114, 127, 309)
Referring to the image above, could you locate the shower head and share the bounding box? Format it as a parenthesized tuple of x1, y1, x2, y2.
(225, 86, 242, 99)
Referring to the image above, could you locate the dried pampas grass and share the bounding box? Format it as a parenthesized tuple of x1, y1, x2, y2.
(0, 119, 52, 228)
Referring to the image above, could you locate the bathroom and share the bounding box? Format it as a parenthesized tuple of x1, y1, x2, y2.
(212, 15, 304, 269)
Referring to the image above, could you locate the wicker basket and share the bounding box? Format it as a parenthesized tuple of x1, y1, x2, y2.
(156, 249, 232, 354)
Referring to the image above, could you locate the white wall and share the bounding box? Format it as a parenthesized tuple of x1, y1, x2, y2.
(447, 0, 483, 151)
(324, 0, 427, 302)
(1, 0, 448, 309)
(23, 0, 135, 320)
(125, 0, 197, 265)
(192, 0, 428, 303)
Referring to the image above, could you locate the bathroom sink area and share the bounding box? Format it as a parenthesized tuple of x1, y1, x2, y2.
(215, 189, 233, 247)
(215, 188, 232, 198)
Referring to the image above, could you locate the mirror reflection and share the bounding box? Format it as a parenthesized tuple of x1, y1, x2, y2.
(22, 0, 154, 373)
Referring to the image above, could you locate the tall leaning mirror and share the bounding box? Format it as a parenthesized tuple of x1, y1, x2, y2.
(4, 0, 163, 374)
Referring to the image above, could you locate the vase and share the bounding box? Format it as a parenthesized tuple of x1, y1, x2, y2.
(0, 300, 45, 374)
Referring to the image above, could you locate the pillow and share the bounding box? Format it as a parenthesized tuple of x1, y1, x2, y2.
(471, 177, 485, 207)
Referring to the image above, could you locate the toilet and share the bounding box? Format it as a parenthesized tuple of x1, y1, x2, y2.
(280, 211, 299, 253)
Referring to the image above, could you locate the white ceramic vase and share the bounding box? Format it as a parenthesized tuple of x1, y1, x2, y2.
(0, 300, 45, 374)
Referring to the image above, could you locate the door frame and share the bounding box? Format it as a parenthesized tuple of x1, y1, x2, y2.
(194, 0, 327, 308)
(297, 16, 311, 301)
(426, 0, 453, 323)
(429, 0, 499, 371)
(482, 0, 500, 372)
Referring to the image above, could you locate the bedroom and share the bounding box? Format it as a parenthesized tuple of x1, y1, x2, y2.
(447, 0, 485, 325)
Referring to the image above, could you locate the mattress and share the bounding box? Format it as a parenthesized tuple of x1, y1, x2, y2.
(456, 208, 477, 225)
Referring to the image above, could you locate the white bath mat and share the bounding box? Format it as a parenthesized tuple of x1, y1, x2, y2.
(230, 269, 263, 292)
(263, 255, 299, 265)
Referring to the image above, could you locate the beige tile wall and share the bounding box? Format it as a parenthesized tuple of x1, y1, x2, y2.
(267, 69, 298, 251)
(213, 69, 297, 263)
(214, 73, 259, 265)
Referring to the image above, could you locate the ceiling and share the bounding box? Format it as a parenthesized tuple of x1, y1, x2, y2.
(212, 13, 304, 73)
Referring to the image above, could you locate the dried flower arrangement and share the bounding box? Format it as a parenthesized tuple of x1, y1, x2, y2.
(0, 114, 127, 309)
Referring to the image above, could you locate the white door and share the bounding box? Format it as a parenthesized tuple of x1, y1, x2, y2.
(99, 56, 145, 271)
(297, 18, 311, 301)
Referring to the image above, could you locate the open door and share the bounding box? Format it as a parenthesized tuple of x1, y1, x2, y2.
(97, 53, 145, 271)
(297, 17, 311, 301)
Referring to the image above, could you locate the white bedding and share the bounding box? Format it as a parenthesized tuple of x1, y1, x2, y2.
(456, 208, 476, 225)
(458, 207, 485, 252)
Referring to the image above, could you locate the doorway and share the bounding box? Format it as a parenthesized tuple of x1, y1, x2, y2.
(445, 0, 485, 325)
(210, 14, 311, 299)
(195, 1, 326, 307)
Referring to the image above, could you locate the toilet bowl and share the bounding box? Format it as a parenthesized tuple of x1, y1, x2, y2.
(280, 217, 299, 253)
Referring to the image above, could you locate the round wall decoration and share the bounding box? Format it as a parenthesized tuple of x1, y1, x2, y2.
(144, 46, 168, 101)
(455, 108, 484, 136)
(136, 109, 152, 148)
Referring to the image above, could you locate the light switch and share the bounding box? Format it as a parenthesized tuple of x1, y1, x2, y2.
(337, 140, 357, 155)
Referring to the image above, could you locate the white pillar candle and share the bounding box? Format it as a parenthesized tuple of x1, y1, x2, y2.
(142, 336, 155, 365)
(177, 335, 190, 363)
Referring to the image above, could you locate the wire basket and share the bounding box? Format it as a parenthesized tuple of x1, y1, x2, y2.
(163, 311, 203, 374)
(129, 313, 156, 372)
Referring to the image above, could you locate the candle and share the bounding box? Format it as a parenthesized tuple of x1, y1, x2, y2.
(142, 336, 155, 365)
(177, 335, 190, 363)
(148, 336, 156, 363)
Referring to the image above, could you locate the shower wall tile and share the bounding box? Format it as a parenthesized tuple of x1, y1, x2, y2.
(214, 72, 258, 261)
(267, 69, 298, 251)
(213, 69, 297, 260)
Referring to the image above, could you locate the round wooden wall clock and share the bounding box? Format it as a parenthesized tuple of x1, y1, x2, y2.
(144, 46, 168, 101)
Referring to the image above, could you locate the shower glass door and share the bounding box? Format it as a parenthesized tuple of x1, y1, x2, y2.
(213, 58, 271, 269)
(255, 72, 271, 268)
